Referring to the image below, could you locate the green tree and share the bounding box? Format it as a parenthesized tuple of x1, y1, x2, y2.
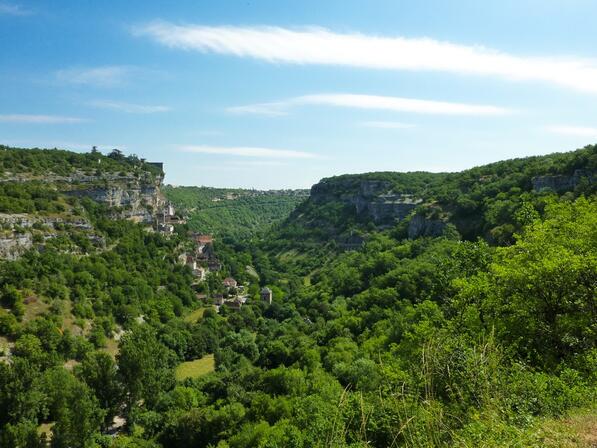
(117, 326, 176, 422)
(456, 197, 597, 368)
(76, 351, 124, 430)
(39, 368, 103, 448)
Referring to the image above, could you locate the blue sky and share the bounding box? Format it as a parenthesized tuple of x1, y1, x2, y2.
(1, 0, 597, 188)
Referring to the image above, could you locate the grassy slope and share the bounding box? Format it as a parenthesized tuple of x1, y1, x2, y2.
(175, 354, 215, 381)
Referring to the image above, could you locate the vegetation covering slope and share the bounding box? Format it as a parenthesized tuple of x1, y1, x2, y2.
(0, 145, 162, 216)
(0, 145, 163, 178)
(0, 145, 595, 447)
(264, 145, 596, 275)
(163, 186, 308, 241)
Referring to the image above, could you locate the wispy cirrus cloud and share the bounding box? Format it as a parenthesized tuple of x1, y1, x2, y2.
(195, 160, 290, 172)
(55, 66, 134, 87)
(547, 125, 597, 138)
(229, 93, 511, 116)
(0, 2, 31, 15)
(134, 23, 597, 94)
(89, 100, 170, 114)
(228, 102, 288, 117)
(0, 114, 87, 124)
(179, 145, 319, 159)
(360, 121, 416, 129)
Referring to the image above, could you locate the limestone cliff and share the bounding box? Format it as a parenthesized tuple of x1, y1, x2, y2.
(532, 169, 594, 192)
(0, 159, 165, 259)
(63, 172, 164, 224)
(407, 214, 447, 239)
(0, 212, 105, 259)
(310, 179, 422, 224)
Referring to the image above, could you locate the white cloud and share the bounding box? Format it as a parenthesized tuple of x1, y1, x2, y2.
(547, 125, 597, 138)
(55, 66, 133, 87)
(135, 23, 597, 94)
(229, 93, 511, 116)
(360, 121, 415, 129)
(179, 145, 319, 159)
(89, 100, 170, 114)
(0, 2, 30, 15)
(228, 102, 289, 116)
(192, 160, 289, 171)
(0, 114, 87, 123)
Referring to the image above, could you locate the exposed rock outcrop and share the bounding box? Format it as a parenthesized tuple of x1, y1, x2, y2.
(1, 168, 165, 225)
(0, 213, 92, 230)
(0, 233, 32, 260)
(310, 179, 422, 224)
(0, 213, 105, 259)
(532, 169, 594, 192)
(407, 214, 447, 239)
(66, 183, 162, 223)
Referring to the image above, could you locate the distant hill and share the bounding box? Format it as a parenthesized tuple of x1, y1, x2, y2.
(1, 144, 595, 447)
(163, 185, 309, 241)
(262, 145, 596, 274)
(276, 145, 596, 242)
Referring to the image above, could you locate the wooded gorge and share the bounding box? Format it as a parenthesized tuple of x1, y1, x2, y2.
(0, 145, 595, 447)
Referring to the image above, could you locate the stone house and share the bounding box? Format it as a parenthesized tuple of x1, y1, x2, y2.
(186, 255, 197, 270)
(261, 287, 273, 305)
(223, 277, 237, 288)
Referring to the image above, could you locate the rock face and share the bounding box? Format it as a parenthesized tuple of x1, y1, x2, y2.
(0, 213, 92, 230)
(0, 213, 104, 259)
(0, 233, 32, 260)
(0, 165, 164, 260)
(63, 174, 164, 224)
(407, 214, 447, 239)
(67, 184, 161, 223)
(1, 168, 165, 225)
(310, 179, 422, 224)
(532, 170, 594, 192)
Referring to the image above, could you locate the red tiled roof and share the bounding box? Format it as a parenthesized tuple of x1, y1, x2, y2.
(195, 234, 213, 244)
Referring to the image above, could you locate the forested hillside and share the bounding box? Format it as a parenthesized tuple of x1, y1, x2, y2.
(264, 145, 596, 275)
(163, 185, 308, 241)
(0, 145, 595, 447)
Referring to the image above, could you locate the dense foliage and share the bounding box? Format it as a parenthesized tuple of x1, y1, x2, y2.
(275, 145, 596, 244)
(0, 145, 595, 447)
(0, 145, 163, 178)
(164, 186, 308, 241)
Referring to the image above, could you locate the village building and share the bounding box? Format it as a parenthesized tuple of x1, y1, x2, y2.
(193, 266, 206, 281)
(157, 223, 174, 234)
(225, 298, 243, 311)
(147, 162, 164, 172)
(194, 234, 214, 247)
(261, 287, 273, 304)
(223, 277, 237, 288)
(156, 201, 185, 233)
(166, 201, 175, 217)
(186, 255, 197, 270)
(208, 259, 221, 272)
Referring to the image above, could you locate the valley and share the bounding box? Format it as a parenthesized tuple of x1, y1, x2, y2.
(0, 144, 595, 447)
